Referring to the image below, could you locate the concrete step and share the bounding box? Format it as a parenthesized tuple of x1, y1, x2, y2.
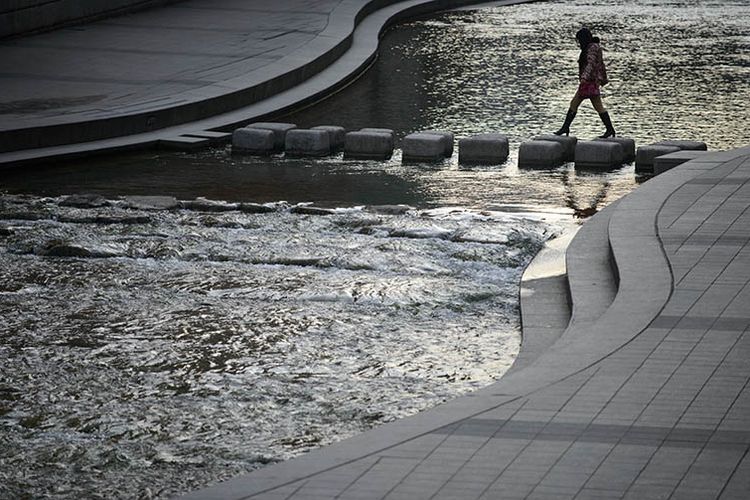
(515, 202, 620, 374)
(514, 230, 575, 374)
(563, 201, 619, 335)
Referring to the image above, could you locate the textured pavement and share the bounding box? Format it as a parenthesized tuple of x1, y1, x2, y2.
(182, 148, 750, 499)
(4, 2, 750, 498)
(0, 0, 536, 166)
(0, 0, 338, 135)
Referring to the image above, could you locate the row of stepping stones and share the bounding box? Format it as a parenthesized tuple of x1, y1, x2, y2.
(231, 122, 706, 172)
(520, 136, 707, 173)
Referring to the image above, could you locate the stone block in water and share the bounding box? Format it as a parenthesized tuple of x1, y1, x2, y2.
(285, 129, 331, 157)
(402, 133, 446, 162)
(635, 144, 681, 173)
(59, 194, 109, 208)
(534, 134, 578, 162)
(654, 140, 707, 151)
(311, 125, 346, 151)
(344, 131, 394, 160)
(517, 140, 564, 168)
(232, 127, 275, 155)
(360, 128, 395, 140)
(653, 150, 711, 175)
(245, 122, 297, 151)
(181, 198, 241, 212)
(123, 195, 179, 210)
(458, 133, 509, 165)
(420, 130, 455, 156)
(290, 205, 336, 215)
(239, 202, 276, 214)
(575, 140, 624, 168)
(595, 137, 636, 163)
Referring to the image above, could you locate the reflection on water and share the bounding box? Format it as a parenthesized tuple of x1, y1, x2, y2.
(1, 0, 749, 498)
(0, 195, 564, 499)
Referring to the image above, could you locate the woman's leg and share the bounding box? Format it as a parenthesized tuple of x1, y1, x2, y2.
(570, 94, 584, 112)
(590, 96, 606, 113)
(554, 94, 583, 135)
(591, 96, 616, 138)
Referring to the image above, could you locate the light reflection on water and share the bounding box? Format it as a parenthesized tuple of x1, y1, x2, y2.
(1, 0, 749, 498)
(0, 196, 563, 499)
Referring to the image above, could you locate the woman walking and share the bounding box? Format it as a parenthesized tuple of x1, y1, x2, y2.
(554, 27, 616, 138)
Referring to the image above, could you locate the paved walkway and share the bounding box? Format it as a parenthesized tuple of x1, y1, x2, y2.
(0, 0, 341, 156)
(5, 2, 750, 498)
(180, 147, 750, 499)
(0, 0, 535, 167)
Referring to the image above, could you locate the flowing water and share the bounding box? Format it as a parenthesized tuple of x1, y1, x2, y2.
(1, 0, 749, 498)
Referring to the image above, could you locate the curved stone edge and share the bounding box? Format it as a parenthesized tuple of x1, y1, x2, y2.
(511, 229, 575, 375)
(490, 148, 750, 395)
(176, 145, 750, 499)
(0, 0, 542, 165)
(563, 200, 619, 334)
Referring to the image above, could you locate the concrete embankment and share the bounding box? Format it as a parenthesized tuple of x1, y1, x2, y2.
(179, 145, 750, 499)
(0, 0, 540, 168)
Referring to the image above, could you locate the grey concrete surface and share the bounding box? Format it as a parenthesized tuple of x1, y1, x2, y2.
(344, 130, 394, 159)
(402, 132, 446, 162)
(0, 0, 179, 39)
(595, 137, 636, 163)
(0, 0, 539, 168)
(459, 133, 510, 165)
(518, 140, 564, 168)
(533, 134, 577, 162)
(179, 145, 750, 499)
(636, 144, 681, 173)
(654, 150, 711, 175)
(574, 140, 624, 169)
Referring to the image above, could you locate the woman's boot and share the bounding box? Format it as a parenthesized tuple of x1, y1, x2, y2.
(598, 111, 616, 138)
(554, 109, 576, 136)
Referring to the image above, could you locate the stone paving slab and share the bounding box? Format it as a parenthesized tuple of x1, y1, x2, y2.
(0, 0, 538, 165)
(0, 0, 341, 153)
(180, 146, 750, 499)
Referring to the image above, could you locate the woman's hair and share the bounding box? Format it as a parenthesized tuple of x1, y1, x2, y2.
(576, 28, 601, 73)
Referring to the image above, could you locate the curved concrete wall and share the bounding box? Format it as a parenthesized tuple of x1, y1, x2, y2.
(0, 0, 181, 39)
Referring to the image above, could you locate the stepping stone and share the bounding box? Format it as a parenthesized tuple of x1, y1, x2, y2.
(181, 198, 240, 212)
(595, 137, 636, 163)
(654, 139, 707, 151)
(458, 133, 509, 165)
(518, 140, 564, 168)
(122, 196, 179, 210)
(367, 204, 414, 215)
(402, 133, 446, 162)
(653, 150, 712, 175)
(344, 131, 394, 160)
(575, 140, 624, 169)
(59, 194, 109, 208)
(285, 129, 331, 157)
(360, 128, 395, 140)
(534, 134, 578, 162)
(311, 125, 346, 151)
(290, 205, 336, 215)
(232, 127, 275, 155)
(420, 130, 454, 156)
(245, 122, 297, 151)
(635, 144, 681, 173)
(159, 135, 211, 151)
(239, 202, 276, 214)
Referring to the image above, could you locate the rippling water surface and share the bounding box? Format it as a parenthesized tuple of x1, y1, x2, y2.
(1, 0, 749, 498)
